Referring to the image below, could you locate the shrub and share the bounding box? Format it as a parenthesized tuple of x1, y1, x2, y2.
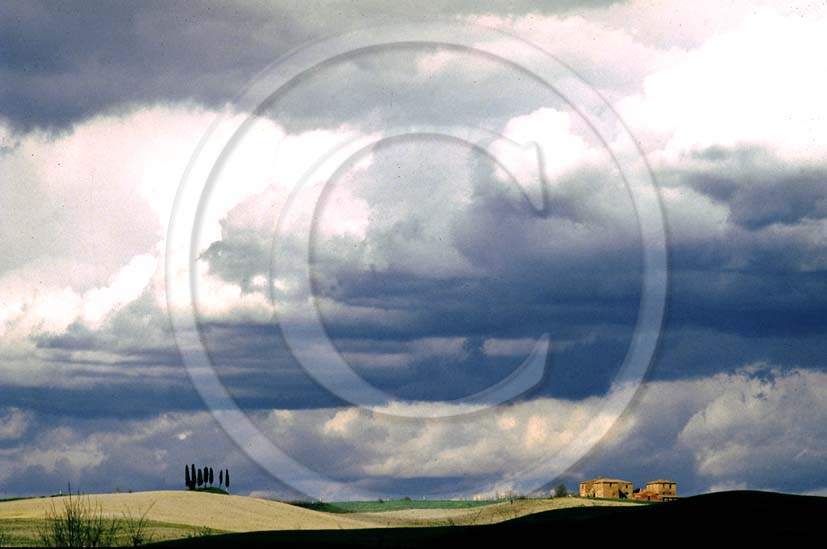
(37, 487, 121, 548)
(122, 503, 155, 547)
(186, 526, 214, 538)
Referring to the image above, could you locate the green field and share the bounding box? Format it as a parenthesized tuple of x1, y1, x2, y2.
(289, 498, 500, 513)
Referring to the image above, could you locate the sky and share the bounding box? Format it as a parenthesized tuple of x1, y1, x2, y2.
(1, 0, 826, 500)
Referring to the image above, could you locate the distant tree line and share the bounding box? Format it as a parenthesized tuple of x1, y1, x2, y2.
(185, 464, 230, 491)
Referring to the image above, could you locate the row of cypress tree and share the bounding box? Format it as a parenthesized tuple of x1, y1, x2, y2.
(185, 464, 229, 491)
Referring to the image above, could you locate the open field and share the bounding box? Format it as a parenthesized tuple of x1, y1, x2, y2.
(154, 491, 827, 547)
(0, 517, 199, 547)
(0, 491, 377, 545)
(0, 490, 638, 545)
(291, 499, 499, 513)
(350, 496, 640, 527)
(0, 491, 379, 531)
(3, 490, 823, 546)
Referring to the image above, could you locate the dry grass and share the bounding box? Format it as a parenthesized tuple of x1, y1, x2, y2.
(0, 491, 640, 545)
(0, 491, 376, 533)
(36, 491, 121, 547)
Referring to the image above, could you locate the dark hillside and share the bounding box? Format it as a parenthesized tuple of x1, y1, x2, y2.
(152, 491, 826, 547)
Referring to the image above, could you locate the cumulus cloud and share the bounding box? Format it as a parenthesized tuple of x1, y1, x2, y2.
(677, 366, 827, 482)
(1, 0, 825, 499)
(619, 7, 827, 161)
(3, 1, 825, 355)
(0, 408, 31, 440)
(249, 365, 827, 496)
(0, 410, 244, 497)
(1, 366, 823, 499)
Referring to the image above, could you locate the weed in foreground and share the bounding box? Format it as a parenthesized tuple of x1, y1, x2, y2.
(121, 503, 156, 547)
(37, 487, 120, 548)
(186, 525, 214, 539)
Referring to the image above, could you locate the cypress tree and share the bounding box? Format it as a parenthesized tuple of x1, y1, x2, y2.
(191, 464, 196, 487)
(209, 467, 214, 486)
(197, 468, 203, 487)
(185, 465, 191, 489)
(219, 470, 223, 487)
(203, 466, 209, 487)
(225, 469, 230, 490)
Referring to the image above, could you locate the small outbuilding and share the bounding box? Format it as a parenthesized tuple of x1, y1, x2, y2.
(646, 480, 677, 498)
(633, 480, 678, 501)
(632, 489, 659, 501)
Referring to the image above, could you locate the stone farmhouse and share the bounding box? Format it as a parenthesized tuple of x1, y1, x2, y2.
(579, 478, 634, 499)
(579, 477, 678, 501)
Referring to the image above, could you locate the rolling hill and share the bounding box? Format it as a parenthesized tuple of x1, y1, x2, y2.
(150, 491, 827, 546)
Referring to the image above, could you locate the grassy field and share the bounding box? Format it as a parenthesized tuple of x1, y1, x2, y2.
(0, 517, 211, 547)
(3, 489, 821, 546)
(152, 491, 827, 547)
(290, 499, 499, 513)
(0, 490, 379, 546)
(0, 491, 638, 546)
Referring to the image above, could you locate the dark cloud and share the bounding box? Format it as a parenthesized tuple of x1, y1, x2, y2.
(650, 146, 827, 339)
(687, 147, 827, 229)
(1, 353, 824, 501)
(1, 1, 825, 501)
(177, 137, 827, 410)
(3, 137, 822, 423)
(0, 0, 617, 131)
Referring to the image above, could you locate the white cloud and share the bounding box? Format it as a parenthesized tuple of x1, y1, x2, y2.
(495, 107, 591, 184)
(25, 437, 106, 475)
(250, 366, 827, 496)
(707, 480, 748, 493)
(0, 104, 380, 346)
(464, 11, 679, 96)
(677, 366, 827, 479)
(0, 3, 825, 501)
(619, 9, 827, 161)
(0, 408, 31, 440)
(0, 253, 156, 346)
(81, 254, 157, 330)
(0, 366, 821, 498)
(5, 3, 825, 352)
(592, 0, 789, 49)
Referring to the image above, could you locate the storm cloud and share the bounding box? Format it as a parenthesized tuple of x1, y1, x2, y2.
(1, 0, 825, 499)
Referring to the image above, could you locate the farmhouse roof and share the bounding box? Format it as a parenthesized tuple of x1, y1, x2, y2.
(587, 477, 632, 484)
